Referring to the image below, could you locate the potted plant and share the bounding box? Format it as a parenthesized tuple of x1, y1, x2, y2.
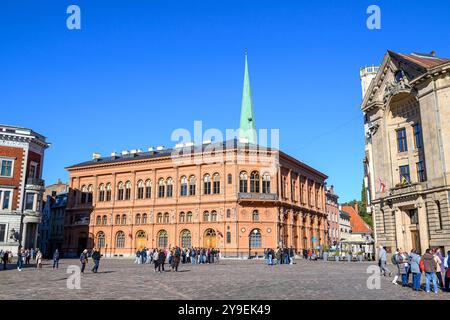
(334, 250, 340, 261)
(357, 251, 364, 262)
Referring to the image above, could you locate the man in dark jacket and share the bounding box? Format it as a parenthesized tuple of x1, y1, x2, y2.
(53, 249, 60, 269)
(2, 251, 8, 270)
(422, 248, 438, 294)
(172, 247, 181, 272)
(91, 248, 101, 273)
(157, 249, 166, 272)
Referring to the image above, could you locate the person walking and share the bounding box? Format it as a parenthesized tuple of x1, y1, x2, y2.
(378, 245, 392, 277)
(153, 250, 159, 273)
(52, 249, 60, 269)
(410, 249, 422, 291)
(36, 249, 43, 269)
(2, 250, 8, 270)
(391, 248, 400, 284)
(80, 249, 88, 273)
(157, 249, 166, 273)
(16, 248, 23, 271)
(422, 248, 438, 294)
(444, 250, 450, 292)
(91, 248, 101, 273)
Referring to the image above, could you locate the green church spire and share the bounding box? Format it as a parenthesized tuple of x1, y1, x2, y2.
(239, 50, 257, 144)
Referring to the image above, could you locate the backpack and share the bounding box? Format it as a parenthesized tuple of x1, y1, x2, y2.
(391, 254, 398, 265)
(419, 258, 425, 272)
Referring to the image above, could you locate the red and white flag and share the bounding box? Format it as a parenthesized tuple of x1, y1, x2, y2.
(379, 178, 385, 193)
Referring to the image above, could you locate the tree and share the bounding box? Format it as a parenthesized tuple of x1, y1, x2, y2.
(342, 179, 373, 227)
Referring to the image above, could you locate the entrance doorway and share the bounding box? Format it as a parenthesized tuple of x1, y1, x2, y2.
(203, 229, 216, 248)
(411, 230, 421, 254)
(135, 231, 146, 250)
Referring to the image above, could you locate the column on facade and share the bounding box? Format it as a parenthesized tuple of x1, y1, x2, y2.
(417, 199, 429, 254)
(393, 207, 405, 251)
(21, 223, 28, 248)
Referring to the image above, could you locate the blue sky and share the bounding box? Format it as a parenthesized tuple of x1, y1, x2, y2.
(1, 0, 449, 202)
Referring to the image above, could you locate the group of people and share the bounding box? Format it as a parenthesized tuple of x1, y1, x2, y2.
(134, 247, 221, 273)
(79, 248, 102, 273)
(378, 245, 450, 294)
(264, 247, 297, 265)
(0, 247, 43, 271)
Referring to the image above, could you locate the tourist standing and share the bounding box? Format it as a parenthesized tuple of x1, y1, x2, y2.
(16, 248, 23, 271)
(25, 249, 31, 265)
(80, 249, 88, 273)
(378, 245, 391, 277)
(153, 250, 159, 272)
(391, 248, 400, 284)
(53, 249, 60, 269)
(172, 246, 181, 272)
(444, 251, 450, 292)
(2, 250, 8, 270)
(434, 248, 444, 289)
(422, 248, 438, 294)
(36, 249, 43, 269)
(410, 249, 422, 291)
(289, 247, 295, 265)
(397, 251, 409, 287)
(91, 248, 101, 273)
(157, 249, 166, 273)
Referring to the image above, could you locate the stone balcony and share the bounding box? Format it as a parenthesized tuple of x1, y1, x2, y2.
(238, 192, 278, 201)
(25, 178, 45, 191)
(389, 183, 423, 197)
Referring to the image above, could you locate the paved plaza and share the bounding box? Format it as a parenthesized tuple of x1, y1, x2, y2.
(0, 258, 448, 300)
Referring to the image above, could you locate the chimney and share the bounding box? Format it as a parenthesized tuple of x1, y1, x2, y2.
(92, 152, 101, 161)
(330, 185, 334, 194)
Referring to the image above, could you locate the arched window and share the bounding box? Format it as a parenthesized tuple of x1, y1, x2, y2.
(227, 174, 232, 184)
(180, 230, 191, 248)
(96, 215, 101, 225)
(97, 232, 105, 248)
(211, 210, 217, 222)
(145, 179, 152, 199)
(179, 212, 186, 223)
(98, 184, 105, 202)
(135, 214, 141, 225)
(117, 182, 124, 200)
(115, 215, 120, 225)
(239, 172, 248, 193)
(252, 210, 259, 222)
(250, 171, 260, 193)
(157, 213, 162, 224)
(142, 213, 147, 224)
(102, 215, 108, 225)
(137, 180, 144, 199)
(213, 173, 220, 194)
(87, 185, 93, 203)
(158, 179, 165, 198)
(203, 174, 211, 195)
(166, 178, 173, 197)
(180, 176, 188, 196)
(262, 173, 271, 194)
(163, 212, 169, 223)
(187, 211, 193, 222)
(249, 229, 262, 248)
(121, 214, 127, 225)
(81, 185, 87, 203)
(116, 231, 125, 248)
(125, 181, 131, 200)
(158, 230, 168, 248)
(203, 211, 210, 222)
(189, 175, 196, 196)
(106, 183, 112, 201)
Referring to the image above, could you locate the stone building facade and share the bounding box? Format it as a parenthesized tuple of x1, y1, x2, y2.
(362, 50, 450, 255)
(63, 142, 328, 257)
(0, 125, 49, 252)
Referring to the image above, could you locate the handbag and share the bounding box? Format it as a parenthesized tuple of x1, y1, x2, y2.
(446, 268, 450, 278)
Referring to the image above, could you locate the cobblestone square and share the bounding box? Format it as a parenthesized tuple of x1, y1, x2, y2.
(0, 258, 449, 300)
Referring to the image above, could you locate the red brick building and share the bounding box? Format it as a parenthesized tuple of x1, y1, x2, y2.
(0, 125, 49, 252)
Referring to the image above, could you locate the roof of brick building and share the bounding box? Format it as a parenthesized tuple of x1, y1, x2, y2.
(342, 205, 372, 234)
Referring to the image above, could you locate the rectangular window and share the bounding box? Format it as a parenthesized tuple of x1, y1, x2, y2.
(180, 184, 187, 196)
(189, 184, 195, 196)
(166, 185, 173, 197)
(213, 181, 220, 194)
(204, 182, 211, 195)
(227, 174, 232, 184)
(226, 231, 231, 244)
(0, 160, 13, 177)
(413, 123, 423, 149)
(226, 209, 231, 218)
(25, 193, 34, 210)
(2, 191, 11, 210)
(158, 186, 165, 198)
(399, 165, 410, 184)
(0, 224, 5, 242)
(397, 128, 408, 152)
(416, 161, 426, 182)
(29, 162, 38, 179)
